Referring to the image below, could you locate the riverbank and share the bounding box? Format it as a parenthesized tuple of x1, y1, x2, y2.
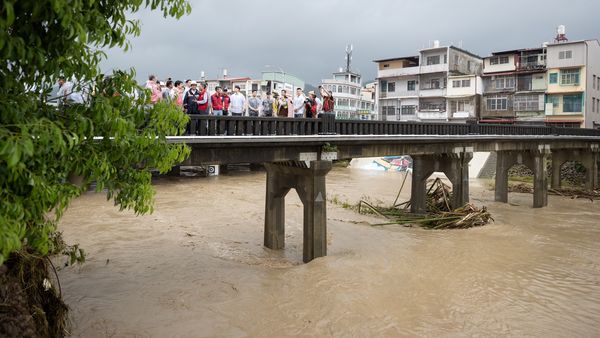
(57, 168, 600, 337)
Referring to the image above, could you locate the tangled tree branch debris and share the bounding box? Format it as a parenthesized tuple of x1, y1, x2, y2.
(502, 183, 600, 201)
(348, 177, 493, 230)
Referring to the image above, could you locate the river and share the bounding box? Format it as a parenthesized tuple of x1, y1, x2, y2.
(57, 164, 600, 337)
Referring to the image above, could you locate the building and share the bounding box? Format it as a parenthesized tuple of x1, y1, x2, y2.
(480, 48, 548, 124)
(374, 41, 483, 122)
(261, 71, 305, 94)
(320, 46, 376, 120)
(545, 39, 600, 128)
(374, 55, 420, 121)
(446, 74, 482, 121)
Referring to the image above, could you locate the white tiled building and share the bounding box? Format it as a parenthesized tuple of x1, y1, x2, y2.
(374, 41, 483, 122)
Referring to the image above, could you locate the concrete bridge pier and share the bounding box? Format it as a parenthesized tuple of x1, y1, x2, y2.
(264, 160, 332, 263)
(495, 147, 550, 208)
(551, 147, 599, 191)
(410, 150, 473, 214)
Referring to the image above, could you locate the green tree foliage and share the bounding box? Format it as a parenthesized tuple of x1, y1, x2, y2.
(0, 0, 192, 264)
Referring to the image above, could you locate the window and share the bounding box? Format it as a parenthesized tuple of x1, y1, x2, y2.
(462, 79, 471, 87)
(452, 80, 461, 88)
(547, 96, 559, 108)
(467, 61, 471, 71)
(593, 97, 596, 113)
(387, 82, 395, 92)
(593, 75, 597, 89)
(443, 54, 447, 64)
(450, 100, 472, 113)
(420, 102, 445, 111)
(559, 50, 573, 59)
(563, 94, 582, 112)
(499, 56, 509, 64)
(549, 73, 558, 84)
(489, 57, 499, 65)
(350, 87, 357, 95)
(495, 76, 515, 90)
(514, 95, 540, 111)
(561, 69, 580, 85)
(407, 80, 416, 91)
(486, 95, 508, 110)
(338, 85, 342, 92)
(426, 55, 440, 65)
(518, 75, 533, 91)
(401, 105, 416, 115)
(382, 106, 397, 116)
(431, 79, 440, 89)
(383, 64, 389, 68)
(252, 83, 258, 91)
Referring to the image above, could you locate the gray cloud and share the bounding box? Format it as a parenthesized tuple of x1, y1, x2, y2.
(101, 0, 600, 85)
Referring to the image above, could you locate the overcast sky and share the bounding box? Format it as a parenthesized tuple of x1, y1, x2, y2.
(101, 0, 600, 86)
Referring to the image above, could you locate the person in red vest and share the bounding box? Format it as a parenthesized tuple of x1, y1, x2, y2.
(221, 87, 231, 116)
(211, 86, 224, 116)
(197, 82, 209, 115)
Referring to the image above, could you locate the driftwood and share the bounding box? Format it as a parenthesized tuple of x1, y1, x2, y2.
(360, 178, 493, 230)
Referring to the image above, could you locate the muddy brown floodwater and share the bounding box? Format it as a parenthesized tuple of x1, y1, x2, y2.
(57, 166, 600, 337)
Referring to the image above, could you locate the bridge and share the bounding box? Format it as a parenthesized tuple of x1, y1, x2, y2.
(169, 115, 600, 262)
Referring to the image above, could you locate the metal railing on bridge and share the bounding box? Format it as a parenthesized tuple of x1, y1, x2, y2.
(186, 115, 600, 137)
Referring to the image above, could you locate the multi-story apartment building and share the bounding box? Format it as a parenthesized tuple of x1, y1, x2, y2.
(374, 55, 420, 121)
(545, 39, 600, 128)
(374, 42, 482, 122)
(446, 74, 482, 121)
(481, 48, 548, 124)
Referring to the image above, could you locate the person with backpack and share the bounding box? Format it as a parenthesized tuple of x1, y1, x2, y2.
(305, 91, 319, 118)
(320, 85, 335, 114)
(183, 81, 200, 114)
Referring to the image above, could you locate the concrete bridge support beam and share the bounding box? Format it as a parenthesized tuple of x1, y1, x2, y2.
(410, 151, 473, 214)
(551, 148, 599, 191)
(264, 160, 332, 263)
(495, 148, 550, 208)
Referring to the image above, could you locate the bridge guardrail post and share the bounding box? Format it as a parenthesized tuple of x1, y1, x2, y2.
(319, 112, 336, 135)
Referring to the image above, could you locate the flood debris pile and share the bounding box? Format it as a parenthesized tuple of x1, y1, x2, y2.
(356, 177, 493, 230)
(504, 183, 600, 201)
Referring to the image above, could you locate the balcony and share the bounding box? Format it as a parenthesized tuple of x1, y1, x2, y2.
(517, 54, 546, 71)
(417, 111, 448, 120)
(377, 67, 419, 78)
(419, 87, 446, 97)
(420, 63, 448, 74)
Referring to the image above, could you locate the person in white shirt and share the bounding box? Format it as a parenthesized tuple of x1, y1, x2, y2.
(229, 85, 246, 116)
(293, 87, 306, 118)
(57, 76, 84, 106)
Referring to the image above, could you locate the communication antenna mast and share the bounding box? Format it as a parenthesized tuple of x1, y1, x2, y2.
(345, 44, 353, 73)
(554, 25, 568, 43)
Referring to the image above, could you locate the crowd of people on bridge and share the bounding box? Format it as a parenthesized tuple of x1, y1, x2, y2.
(144, 75, 335, 118)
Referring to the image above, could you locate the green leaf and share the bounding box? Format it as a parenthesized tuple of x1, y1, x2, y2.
(4, 1, 14, 26)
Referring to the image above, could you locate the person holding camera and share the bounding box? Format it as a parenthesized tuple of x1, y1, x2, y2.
(305, 91, 318, 118)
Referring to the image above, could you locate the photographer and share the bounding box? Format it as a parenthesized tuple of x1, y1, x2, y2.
(304, 91, 318, 118)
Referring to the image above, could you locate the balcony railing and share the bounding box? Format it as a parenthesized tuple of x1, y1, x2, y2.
(377, 66, 419, 78)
